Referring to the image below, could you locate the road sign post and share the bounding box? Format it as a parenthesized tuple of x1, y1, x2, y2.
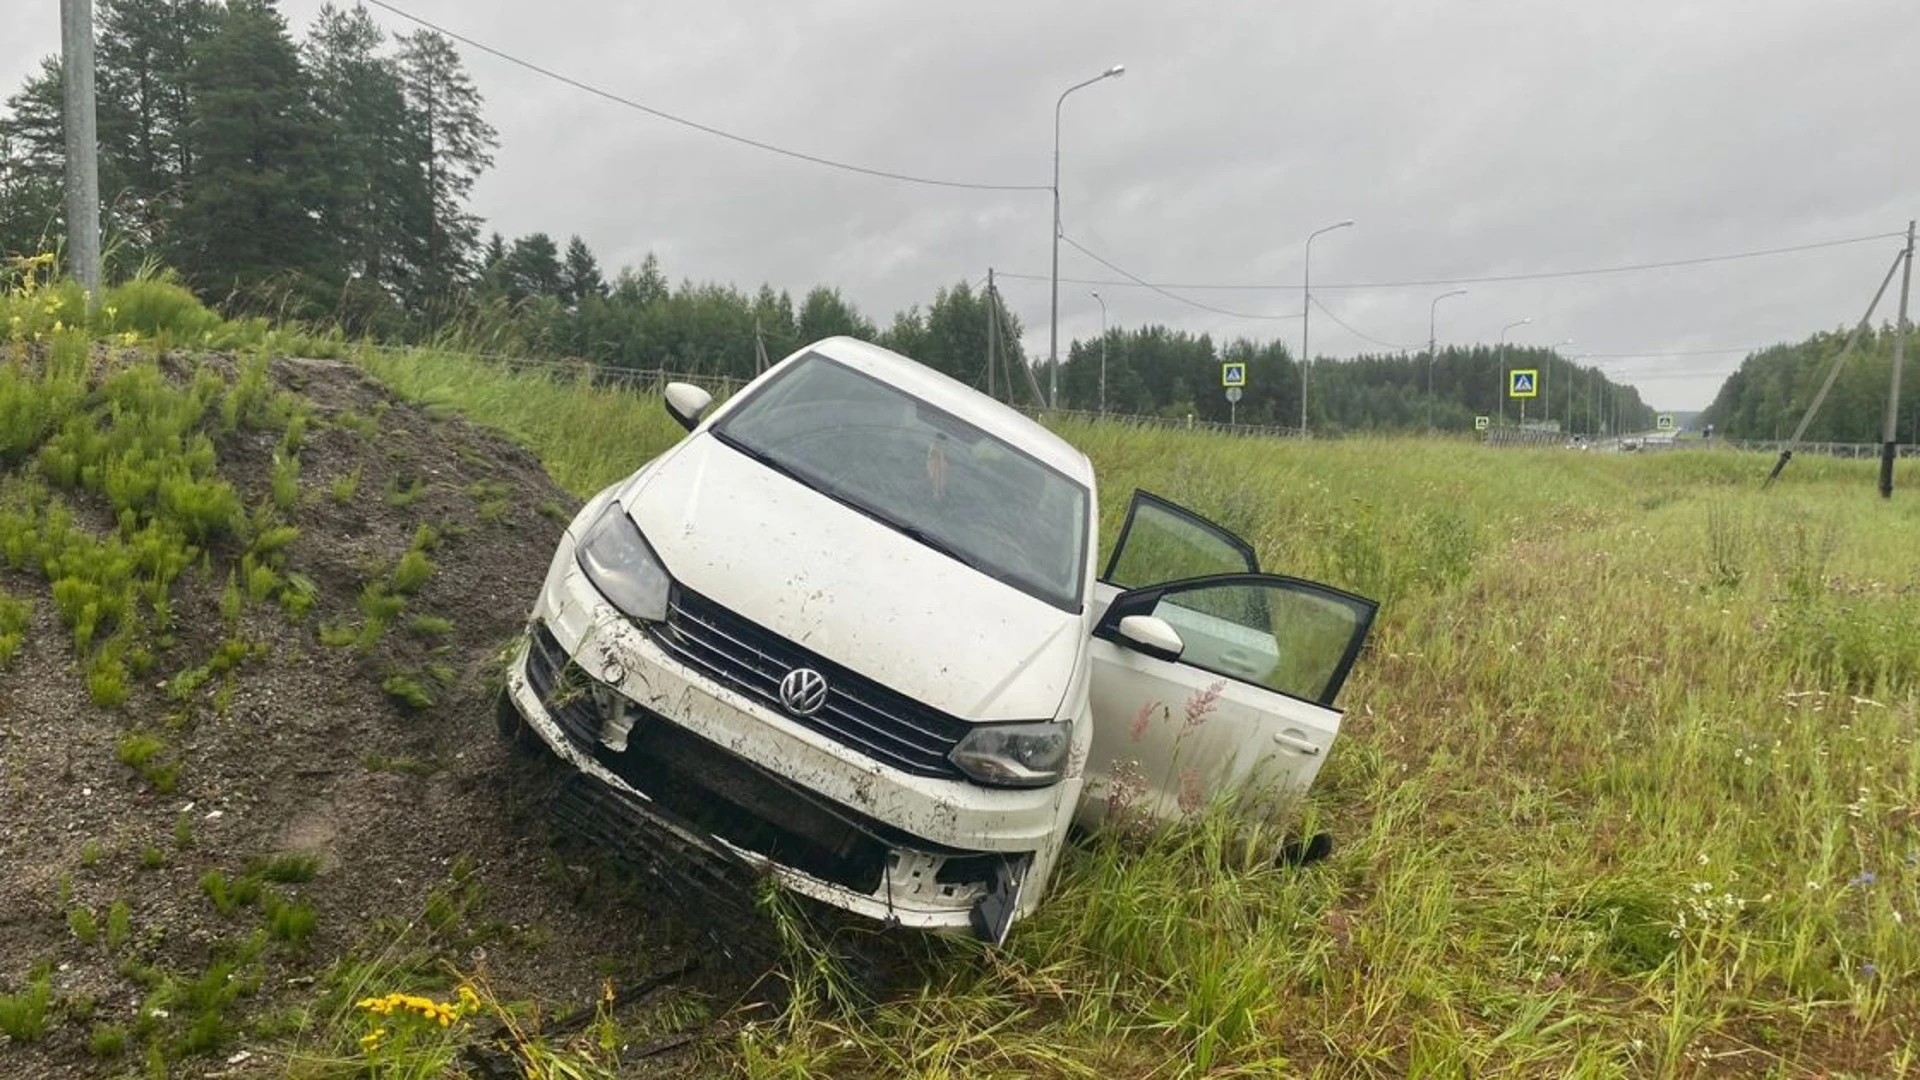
(1221, 363, 1246, 426)
(1509, 369, 1538, 426)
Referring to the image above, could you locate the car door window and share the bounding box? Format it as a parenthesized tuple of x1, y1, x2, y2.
(1104, 574, 1375, 708)
(1101, 490, 1258, 589)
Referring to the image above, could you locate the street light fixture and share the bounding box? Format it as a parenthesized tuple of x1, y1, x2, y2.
(1497, 317, 1531, 427)
(1048, 63, 1125, 411)
(1427, 288, 1467, 431)
(1090, 289, 1109, 414)
(1299, 218, 1354, 436)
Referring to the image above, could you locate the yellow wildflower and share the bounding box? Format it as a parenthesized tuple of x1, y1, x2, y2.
(121, 331, 138, 346)
(358, 1027, 385, 1051)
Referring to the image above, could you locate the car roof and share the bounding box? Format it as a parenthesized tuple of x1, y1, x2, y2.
(785, 336, 1095, 484)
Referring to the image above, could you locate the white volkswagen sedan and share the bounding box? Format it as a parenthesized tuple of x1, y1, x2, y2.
(498, 337, 1376, 944)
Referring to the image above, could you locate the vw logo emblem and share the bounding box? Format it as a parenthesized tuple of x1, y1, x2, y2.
(778, 667, 829, 717)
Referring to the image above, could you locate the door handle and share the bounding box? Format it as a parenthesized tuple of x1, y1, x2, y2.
(1272, 731, 1321, 755)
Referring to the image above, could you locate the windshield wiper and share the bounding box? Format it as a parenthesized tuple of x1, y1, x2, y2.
(712, 430, 816, 490)
(889, 522, 1037, 593)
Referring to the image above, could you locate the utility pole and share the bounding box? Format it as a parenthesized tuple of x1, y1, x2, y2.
(1766, 245, 1906, 487)
(1881, 220, 1914, 499)
(61, 0, 101, 298)
(753, 317, 770, 374)
(985, 268, 998, 400)
(1090, 289, 1108, 414)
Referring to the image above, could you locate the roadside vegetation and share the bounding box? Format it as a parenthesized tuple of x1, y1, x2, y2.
(353, 344, 1920, 1078)
(3, 262, 1917, 1077)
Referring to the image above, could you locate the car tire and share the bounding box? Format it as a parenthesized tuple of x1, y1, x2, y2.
(495, 687, 542, 757)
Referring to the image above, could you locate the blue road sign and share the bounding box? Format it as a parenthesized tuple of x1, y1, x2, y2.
(1221, 362, 1246, 388)
(1509, 369, 1538, 398)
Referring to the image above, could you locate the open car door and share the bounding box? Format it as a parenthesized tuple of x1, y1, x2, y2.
(1080, 491, 1378, 830)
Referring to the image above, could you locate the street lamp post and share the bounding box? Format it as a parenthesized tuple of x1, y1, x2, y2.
(1565, 351, 1590, 433)
(1049, 64, 1125, 411)
(1540, 338, 1573, 427)
(1299, 219, 1354, 436)
(1497, 317, 1531, 427)
(1090, 289, 1109, 414)
(1427, 288, 1467, 431)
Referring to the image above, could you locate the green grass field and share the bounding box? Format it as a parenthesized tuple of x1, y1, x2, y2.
(6, 260, 1915, 1076)
(355, 345, 1920, 1079)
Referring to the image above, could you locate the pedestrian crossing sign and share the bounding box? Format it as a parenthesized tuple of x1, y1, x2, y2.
(1657, 414, 1674, 430)
(1509, 369, 1538, 398)
(1221, 362, 1246, 388)
(1474, 415, 1490, 431)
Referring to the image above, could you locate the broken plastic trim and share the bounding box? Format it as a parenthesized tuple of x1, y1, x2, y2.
(968, 853, 1031, 947)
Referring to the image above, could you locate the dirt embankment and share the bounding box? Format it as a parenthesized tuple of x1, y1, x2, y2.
(0, 352, 758, 1077)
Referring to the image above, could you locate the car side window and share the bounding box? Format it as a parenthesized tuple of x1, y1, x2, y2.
(1102, 491, 1258, 589)
(1109, 575, 1376, 708)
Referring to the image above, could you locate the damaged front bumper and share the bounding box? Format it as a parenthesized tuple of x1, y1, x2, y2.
(504, 618, 1040, 945)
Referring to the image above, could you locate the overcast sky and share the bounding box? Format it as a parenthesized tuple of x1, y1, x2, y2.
(7, 0, 1917, 410)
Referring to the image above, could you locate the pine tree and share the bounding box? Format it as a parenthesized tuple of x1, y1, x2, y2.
(0, 58, 65, 257)
(171, 0, 335, 310)
(503, 232, 563, 300)
(559, 234, 605, 307)
(305, 2, 413, 330)
(95, 0, 215, 253)
(396, 29, 496, 319)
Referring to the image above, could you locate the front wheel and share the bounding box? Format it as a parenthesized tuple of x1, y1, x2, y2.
(495, 686, 542, 757)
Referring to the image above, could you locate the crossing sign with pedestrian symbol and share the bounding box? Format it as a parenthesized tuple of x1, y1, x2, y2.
(1474, 415, 1490, 431)
(1221, 362, 1246, 388)
(1657, 414, 1674, 431)
(1509, 369, 1538, 398)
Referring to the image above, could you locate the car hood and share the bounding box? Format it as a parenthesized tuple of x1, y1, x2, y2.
(624, 433, 1084, 722)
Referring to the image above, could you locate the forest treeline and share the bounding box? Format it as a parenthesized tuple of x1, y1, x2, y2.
(5, 0, 1667, 431)
(1700, 326, 1918, 442)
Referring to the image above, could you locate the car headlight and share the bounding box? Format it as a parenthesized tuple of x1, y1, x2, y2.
(949, 721, 1072, 788)
(575, 500, 670, 622)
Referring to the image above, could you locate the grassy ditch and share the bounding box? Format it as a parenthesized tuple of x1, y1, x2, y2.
(355, 343, 1920, 1078)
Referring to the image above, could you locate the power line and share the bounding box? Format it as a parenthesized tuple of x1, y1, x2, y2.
(361, 0, 1050, 193)
(1054, 234, 1302, 322)
(997, 230, 1907, 292)
(1308, 295, 1414, 351)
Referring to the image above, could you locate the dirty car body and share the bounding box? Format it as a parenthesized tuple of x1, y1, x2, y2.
(500, 337, 1378, 944)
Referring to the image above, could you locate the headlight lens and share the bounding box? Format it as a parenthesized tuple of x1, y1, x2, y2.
(949, 721, 1072, 788)
(575, 500, 670, 622)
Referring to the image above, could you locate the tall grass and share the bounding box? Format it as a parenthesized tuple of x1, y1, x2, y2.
(356, 347, 1920, 1077)
(350, 346, 686, 496)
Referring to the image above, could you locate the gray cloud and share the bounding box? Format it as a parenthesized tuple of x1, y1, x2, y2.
(6, 0, 1915, 410)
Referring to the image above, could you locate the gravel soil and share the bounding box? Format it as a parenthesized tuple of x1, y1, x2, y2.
(0, 354, 778, 1077)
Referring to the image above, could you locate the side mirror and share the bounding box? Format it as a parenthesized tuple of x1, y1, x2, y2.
(1116, 614, 1183, 662)
(664, 383, 713, 431)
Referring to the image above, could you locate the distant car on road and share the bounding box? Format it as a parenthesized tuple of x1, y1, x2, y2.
(497, 336, 1379, 945)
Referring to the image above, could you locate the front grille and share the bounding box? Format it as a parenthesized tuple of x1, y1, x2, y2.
(648, 586, 971, 780)
(523, 620, 972, 896)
